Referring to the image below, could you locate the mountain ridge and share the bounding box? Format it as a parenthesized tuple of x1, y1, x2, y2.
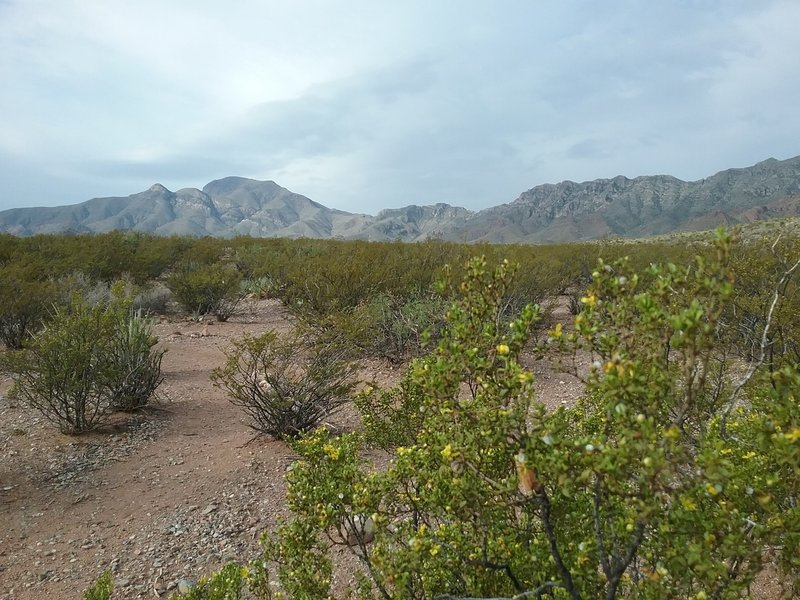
(2, 155, 799, 242)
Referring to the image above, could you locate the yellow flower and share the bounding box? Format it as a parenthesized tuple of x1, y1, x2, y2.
(517, 372, 532, 383)
(580, 293, 597, 308)
(323, 443, 341, 460)
(496, 343, 510, 355)
(742, 451, 757, 459)
(681, 497, 698, 511)
(551, 323, 563, 340)
(784, 427, 800, 442)
(441, 444, 455, 461)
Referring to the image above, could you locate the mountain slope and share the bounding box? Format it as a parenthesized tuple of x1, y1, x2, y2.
(1, 155, 799, 241)
(453, 156, 800, 243)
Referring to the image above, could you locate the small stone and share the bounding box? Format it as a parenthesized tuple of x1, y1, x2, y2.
(201, 504, 217, 515)
(177, 578, 196, 595)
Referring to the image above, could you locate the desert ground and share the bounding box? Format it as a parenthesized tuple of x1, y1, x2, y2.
(0, 298, 784, 599)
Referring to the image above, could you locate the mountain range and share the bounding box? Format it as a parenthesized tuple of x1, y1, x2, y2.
(1, 155, 799, 243)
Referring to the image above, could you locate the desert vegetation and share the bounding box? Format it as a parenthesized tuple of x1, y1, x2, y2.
(1, 282, 164, 434)
(0, 226, 799, 599)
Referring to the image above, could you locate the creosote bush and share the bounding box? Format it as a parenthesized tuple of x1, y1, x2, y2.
(0, 276, 60, 349)
(167, 262, 243, 320)
(257, 236, 799, 599)
(309, 291, 448, 364)
(69, 228, 800, 598)
(211, 328, 358, 439)
(2, 283, 164, 434)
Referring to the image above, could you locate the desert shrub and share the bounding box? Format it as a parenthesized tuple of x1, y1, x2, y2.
(724, 235, 800, 370)
(167, 262, 243, 319)
(82, 564, 253, 600)
(241, 276, 282, 300)
(129, 234, 193, 283)
(361, 292, 447, 361)
(0, 263, 61, 349)
(255, 236, 800, 599)
(354, 371, 427, 449)
(501, 246, 577, 311)
(232, 243, 270, 279)
(318, 291, 448, 363)
(210, 328, 358, 439)
(107, 308, 165, 412)
(82, 571, 113, 600)
(132, 281, 173, 315)
(58, 273, 123, 307)
(2, 285, 164, 433)
(2, 296, 119, 433)
(172, 563, 247, 599)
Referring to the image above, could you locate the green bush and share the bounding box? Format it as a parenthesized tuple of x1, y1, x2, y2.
(132, 281, 173, 315)
(211, 328, 358, 439)
(2, 284, 164, 433)
(312, 291, 447, 364)
(0, 269, 60, 349)
(107, 308, 165, 412)
(354, 371, 427, 450)
(167, 262, 243, 319)
(82, 571, 112, 600)
(256, 238, 799, 599)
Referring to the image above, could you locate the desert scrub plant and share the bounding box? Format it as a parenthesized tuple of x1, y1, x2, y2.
(132, 281, 172, 315)
(356, 291, 447, 362)
(2, 294, 120, 433)
(107, 307, 165, 412)
(0, 262, 61, 349)
(167, 261, 243, 320)
(82, 571, 113, 600)
(315, 291, 448, 363)
(1, 284, 165, 433)
(256, 239, 800, 599)
(211, 328, 358, 439)
(242, 276, 281, 300)
(354, 371, 427, 449)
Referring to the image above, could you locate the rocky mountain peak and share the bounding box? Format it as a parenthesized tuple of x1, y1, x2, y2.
(148, 183, 171, 194)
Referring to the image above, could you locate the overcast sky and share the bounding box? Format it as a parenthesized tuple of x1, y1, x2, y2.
(1, 1, 799, 214)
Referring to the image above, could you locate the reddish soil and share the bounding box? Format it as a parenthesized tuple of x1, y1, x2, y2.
(0, 299, 395, 599)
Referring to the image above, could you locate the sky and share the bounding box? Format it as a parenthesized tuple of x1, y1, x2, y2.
(1, 1, 799, 215)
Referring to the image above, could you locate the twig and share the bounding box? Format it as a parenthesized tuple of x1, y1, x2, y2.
(719, 238, 800, 437)
(433, 581, 565, 599)
(536, 489, 582, 600)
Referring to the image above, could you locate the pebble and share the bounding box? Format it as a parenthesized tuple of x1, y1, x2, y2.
(177, 578, 196, 595)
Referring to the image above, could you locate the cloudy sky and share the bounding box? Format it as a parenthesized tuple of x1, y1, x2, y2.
(1, 1, 799, 214)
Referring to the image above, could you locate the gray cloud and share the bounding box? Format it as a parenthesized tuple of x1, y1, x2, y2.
(1, 1, 799, 213)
